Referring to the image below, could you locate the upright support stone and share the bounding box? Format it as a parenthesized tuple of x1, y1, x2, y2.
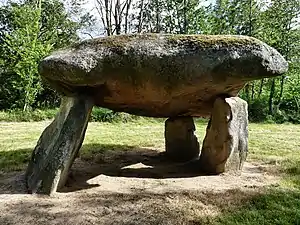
(199, 97, 248, 174)
(25, 96, 93, 195)
(165, 117, 200, 162)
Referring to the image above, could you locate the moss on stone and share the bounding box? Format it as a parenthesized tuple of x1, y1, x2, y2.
(166, 34, 261, 48)
(73, 34, 261, 50)
(73, 34, 156, 50)
(42, 33, 284, 95)
(63, 34, 263, 90)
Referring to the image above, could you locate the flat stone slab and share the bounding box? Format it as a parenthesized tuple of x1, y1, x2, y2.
(39, 34, 288, 117)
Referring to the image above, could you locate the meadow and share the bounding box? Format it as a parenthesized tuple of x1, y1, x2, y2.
(0, 120, 300, 224)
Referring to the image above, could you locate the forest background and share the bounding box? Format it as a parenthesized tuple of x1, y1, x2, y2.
(0, 0, 299, 123)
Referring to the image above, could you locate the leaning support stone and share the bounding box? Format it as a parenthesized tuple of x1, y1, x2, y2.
(199, 97, 248, 174)
(25, 96, 93, 195)
(165, 117, 200, 162)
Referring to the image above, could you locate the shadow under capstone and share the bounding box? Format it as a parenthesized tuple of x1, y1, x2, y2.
(60, 143, 206, 193)
(25, 34, 288, 194)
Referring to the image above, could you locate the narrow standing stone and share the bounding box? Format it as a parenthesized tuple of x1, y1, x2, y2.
(199, 97, 248, 174)
(25, 96, 93, 194)
(165, 117, 200, 162)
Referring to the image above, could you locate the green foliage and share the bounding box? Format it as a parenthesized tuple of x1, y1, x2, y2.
(90, 108, 141, 123)
(0, 108, 58, 122)
(0, 149, 32, 172)
(2, 1, 52, 111)
(90, 107, 121, 123)
(0, 107, 143, 122)
(1, 121, 300, 225)
(225, 0, 300, 123)
(0, 0, 299, 123)
(0, 0, 87, 111)
(247, 97, 269, 122)
(211, 189, 300, 225)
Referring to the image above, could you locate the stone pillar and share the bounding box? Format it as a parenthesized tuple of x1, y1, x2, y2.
(25, 96, 93, 195)
(165, 117, 200, 162)
(199, 97, 248, 174)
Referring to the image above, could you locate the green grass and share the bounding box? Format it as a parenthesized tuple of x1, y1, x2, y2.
(0, 107, 159, 122)
(0, 109, 59, 122)
(0, 121, 300, 224)
(203, 189, 300, 225)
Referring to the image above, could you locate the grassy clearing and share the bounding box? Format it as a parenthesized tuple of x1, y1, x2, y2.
(0, 109, 58, 122)
(0, 120, 299, 224)
(0, 108, 164, 122)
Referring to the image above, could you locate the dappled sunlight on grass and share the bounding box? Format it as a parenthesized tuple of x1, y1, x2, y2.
(0, 149, 32, 171)
(1, 121, 300, 224)
(247, 124, 300, 162)
(0, 121, 299, 173)
(209, 188, 300, 225)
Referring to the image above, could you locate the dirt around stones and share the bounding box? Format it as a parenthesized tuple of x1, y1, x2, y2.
(0, 147, 278, 225)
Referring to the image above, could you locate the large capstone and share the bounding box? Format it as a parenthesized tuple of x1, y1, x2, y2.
(39, 34, 288, 118)
(26, 34, 288, 194)
(199, 97, 248, 174)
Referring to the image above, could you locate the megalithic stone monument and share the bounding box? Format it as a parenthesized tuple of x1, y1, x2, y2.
(25, 34, 288, 194)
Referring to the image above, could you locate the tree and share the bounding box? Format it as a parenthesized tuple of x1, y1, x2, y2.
(0, 1, 51, 111)
(257, 0, 300, 115)
(0, 0, 88, 110)
(95, 0, 133, 36)
(129, 0, 208, 34)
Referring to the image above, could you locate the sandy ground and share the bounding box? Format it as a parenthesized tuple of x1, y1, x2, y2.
(0, 148, 278, 225)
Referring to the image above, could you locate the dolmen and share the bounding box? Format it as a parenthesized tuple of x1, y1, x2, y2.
(25, 34, 288, 194)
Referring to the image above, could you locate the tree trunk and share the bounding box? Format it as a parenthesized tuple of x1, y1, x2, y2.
(137, 0, 145, 33)
(25, 96, 93, 195)
(104, 0, 112, 36)
(258, 78, 264, 97)
(244, 83, 250, 102)
(124, 0, 133, 34)
(249, 0, 252, 36)
(115, 0, 121, 35)
(268, 78, 276, 115)
(251, 82, 255, 101)
(183, 0, 187, 34)
(155, 0, 160, 33)
(277, 75, 285, 108)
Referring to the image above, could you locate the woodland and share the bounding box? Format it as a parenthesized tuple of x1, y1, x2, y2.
(0, 0, 299, 123)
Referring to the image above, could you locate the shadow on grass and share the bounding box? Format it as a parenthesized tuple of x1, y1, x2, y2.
(207, 188, 300, 225)
(283, 159, 300, 175)
(0, 188, 245, 225)
(0, 143, 204, 193)
(1, 187, 300, 225)
(200, 159, 300, 225)
(1, 145, 300, 224)
(280, 158, 300, 189)
(0, 148, 32, 172)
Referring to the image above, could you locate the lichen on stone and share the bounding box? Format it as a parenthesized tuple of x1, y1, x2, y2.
(39, 33, 288, 113)
(72, 34, 261, 51)
(165, 34, 261, 48)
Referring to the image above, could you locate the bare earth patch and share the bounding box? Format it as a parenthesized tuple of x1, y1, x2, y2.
(0, 149, 278, 225)
(2, 121, 293, 224)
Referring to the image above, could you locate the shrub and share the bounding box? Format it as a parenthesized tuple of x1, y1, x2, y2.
(248, 98, 269, 122)
(0, 108, 58, 122)
(0, 107, 140, 123)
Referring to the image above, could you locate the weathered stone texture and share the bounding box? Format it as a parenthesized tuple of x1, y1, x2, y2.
(25, 96, 93, 194)
(39, 34, 288, 117)
(25, 34, 288, 194)
(165, 117, 200, 161)
(199, 97, 248, 174)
